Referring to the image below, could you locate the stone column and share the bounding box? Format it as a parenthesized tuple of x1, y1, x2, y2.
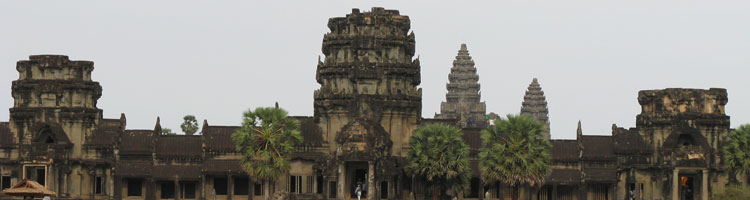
(702, 170, 708, 200)
(367, 162, 376, 200)
(672, 169, 679, 200)
(228, 174, 233, 200)
(338, 164, 346, 200)
(175, 179, 181, 200)
(200, 175, 206, 199)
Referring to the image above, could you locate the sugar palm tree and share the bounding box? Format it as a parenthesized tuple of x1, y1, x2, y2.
(232, 106, 302, 200)
(479, 114, 551, 199)
(406, 123, 470, 200)
(723, 124, 750, 185)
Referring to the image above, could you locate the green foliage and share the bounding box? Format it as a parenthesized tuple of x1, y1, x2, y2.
(406, 123, 471, 194)
(180, 115, 200, 135)
(723, 124, 750, 183)
(712, 185, 750, 200)
(161, 128, 176, 135)
(232, 107, 302, 181)
(479, 114, 551, 187)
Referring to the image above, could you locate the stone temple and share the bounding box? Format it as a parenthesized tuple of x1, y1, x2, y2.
(0, 7, 744, 200)
(435, 44, 487, 129)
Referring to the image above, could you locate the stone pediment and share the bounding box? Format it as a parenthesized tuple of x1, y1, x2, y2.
(334, 119, 392, 161)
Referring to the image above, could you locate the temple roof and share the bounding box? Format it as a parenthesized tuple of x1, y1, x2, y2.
(120, 130, 155, 155)
(202, 125, 239, 152)
(156, 135, 202, 157)
(550, 140, 580, 162)
(581, 136, 615, 161)
(85, 119, 122, 148)
(613, 127, 652, 154)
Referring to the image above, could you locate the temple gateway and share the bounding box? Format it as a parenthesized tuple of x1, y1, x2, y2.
(0, 7, 742, 200)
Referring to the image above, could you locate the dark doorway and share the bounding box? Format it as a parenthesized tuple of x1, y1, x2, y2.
(160, 181, 175, 199)
(24, 166, 45, 186)
(680, 175, 695, 200)
(351, 168, 367, 198)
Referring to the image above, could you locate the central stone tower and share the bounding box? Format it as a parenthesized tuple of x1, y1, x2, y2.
(314, 7, 421, 199)
(435, 44, 487, 128)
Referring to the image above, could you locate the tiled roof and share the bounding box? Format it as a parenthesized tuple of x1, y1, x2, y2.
(546, 169, 581, 185)
(114, 160, 152, 177)
(156, 135, 202, 157)
(291, 116, 325, 146)
(202, 126, 239, 152)
(153, 165, 201, 180)
(0, 122, 13, 148)
(202, 159, 246, 174)
(581, 136, 615, 161)
(613, 130, 652, 154)
(583, 168, 618, 182)
(550, 140, 579, 162)
(86, 119, 122, 148)
(120, 130, 155, 155)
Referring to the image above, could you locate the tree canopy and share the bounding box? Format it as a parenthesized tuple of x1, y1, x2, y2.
(723, 124, 750, 184)
(406, 123, 470, 200)
(180, 115, 199, 135)
(479, 114, 551, 187)
(231, 106, 302, 181)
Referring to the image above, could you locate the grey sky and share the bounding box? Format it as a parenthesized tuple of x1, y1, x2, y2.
(1, 1, 747, 139)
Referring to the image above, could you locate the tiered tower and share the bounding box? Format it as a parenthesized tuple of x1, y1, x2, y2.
(520, 78, 550, 139)
(313, 7, 421, 199)
(9, 55, 103, 196)
(435, 44, 487, 128)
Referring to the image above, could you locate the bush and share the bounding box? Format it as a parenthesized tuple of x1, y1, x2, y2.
(712, 185, 750, 200)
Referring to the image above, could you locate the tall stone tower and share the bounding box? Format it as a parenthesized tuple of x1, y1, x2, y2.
(9, 55, 103, 194)
(520, 78, 550, 139)
(435, 44, 487, 128)
(314, 7, 421, 199)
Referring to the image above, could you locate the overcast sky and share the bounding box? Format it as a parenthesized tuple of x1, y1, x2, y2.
(1, 1, 747, 139)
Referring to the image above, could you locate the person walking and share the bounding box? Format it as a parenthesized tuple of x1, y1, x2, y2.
(356, 184, 363, 200)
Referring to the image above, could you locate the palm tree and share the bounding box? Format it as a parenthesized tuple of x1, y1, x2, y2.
(723, 124, 750, 185)
(406, 123, 471, 200)
(232, 106, 302, 200)
(180, 115, 199, 135)
(479, 114, 551, 199)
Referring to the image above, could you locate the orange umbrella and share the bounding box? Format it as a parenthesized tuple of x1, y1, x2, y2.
(1, 179, 56, 198)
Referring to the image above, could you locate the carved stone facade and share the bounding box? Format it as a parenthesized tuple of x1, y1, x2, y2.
(435, 44, 487, 129)
(520, 78, 551, 139)
(0, 7, 744, 200)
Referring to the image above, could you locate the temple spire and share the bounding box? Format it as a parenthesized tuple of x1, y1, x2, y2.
(435, 43, 487, 128)
(521, 78, 550, 139)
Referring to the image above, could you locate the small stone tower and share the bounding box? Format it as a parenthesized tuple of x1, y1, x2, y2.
(314, 7, 421, 199)
(520, 78, 550, 139)
(10, 55, 103, 151)
(435, 44, 487, 128)
(8, 55, 103, 194)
